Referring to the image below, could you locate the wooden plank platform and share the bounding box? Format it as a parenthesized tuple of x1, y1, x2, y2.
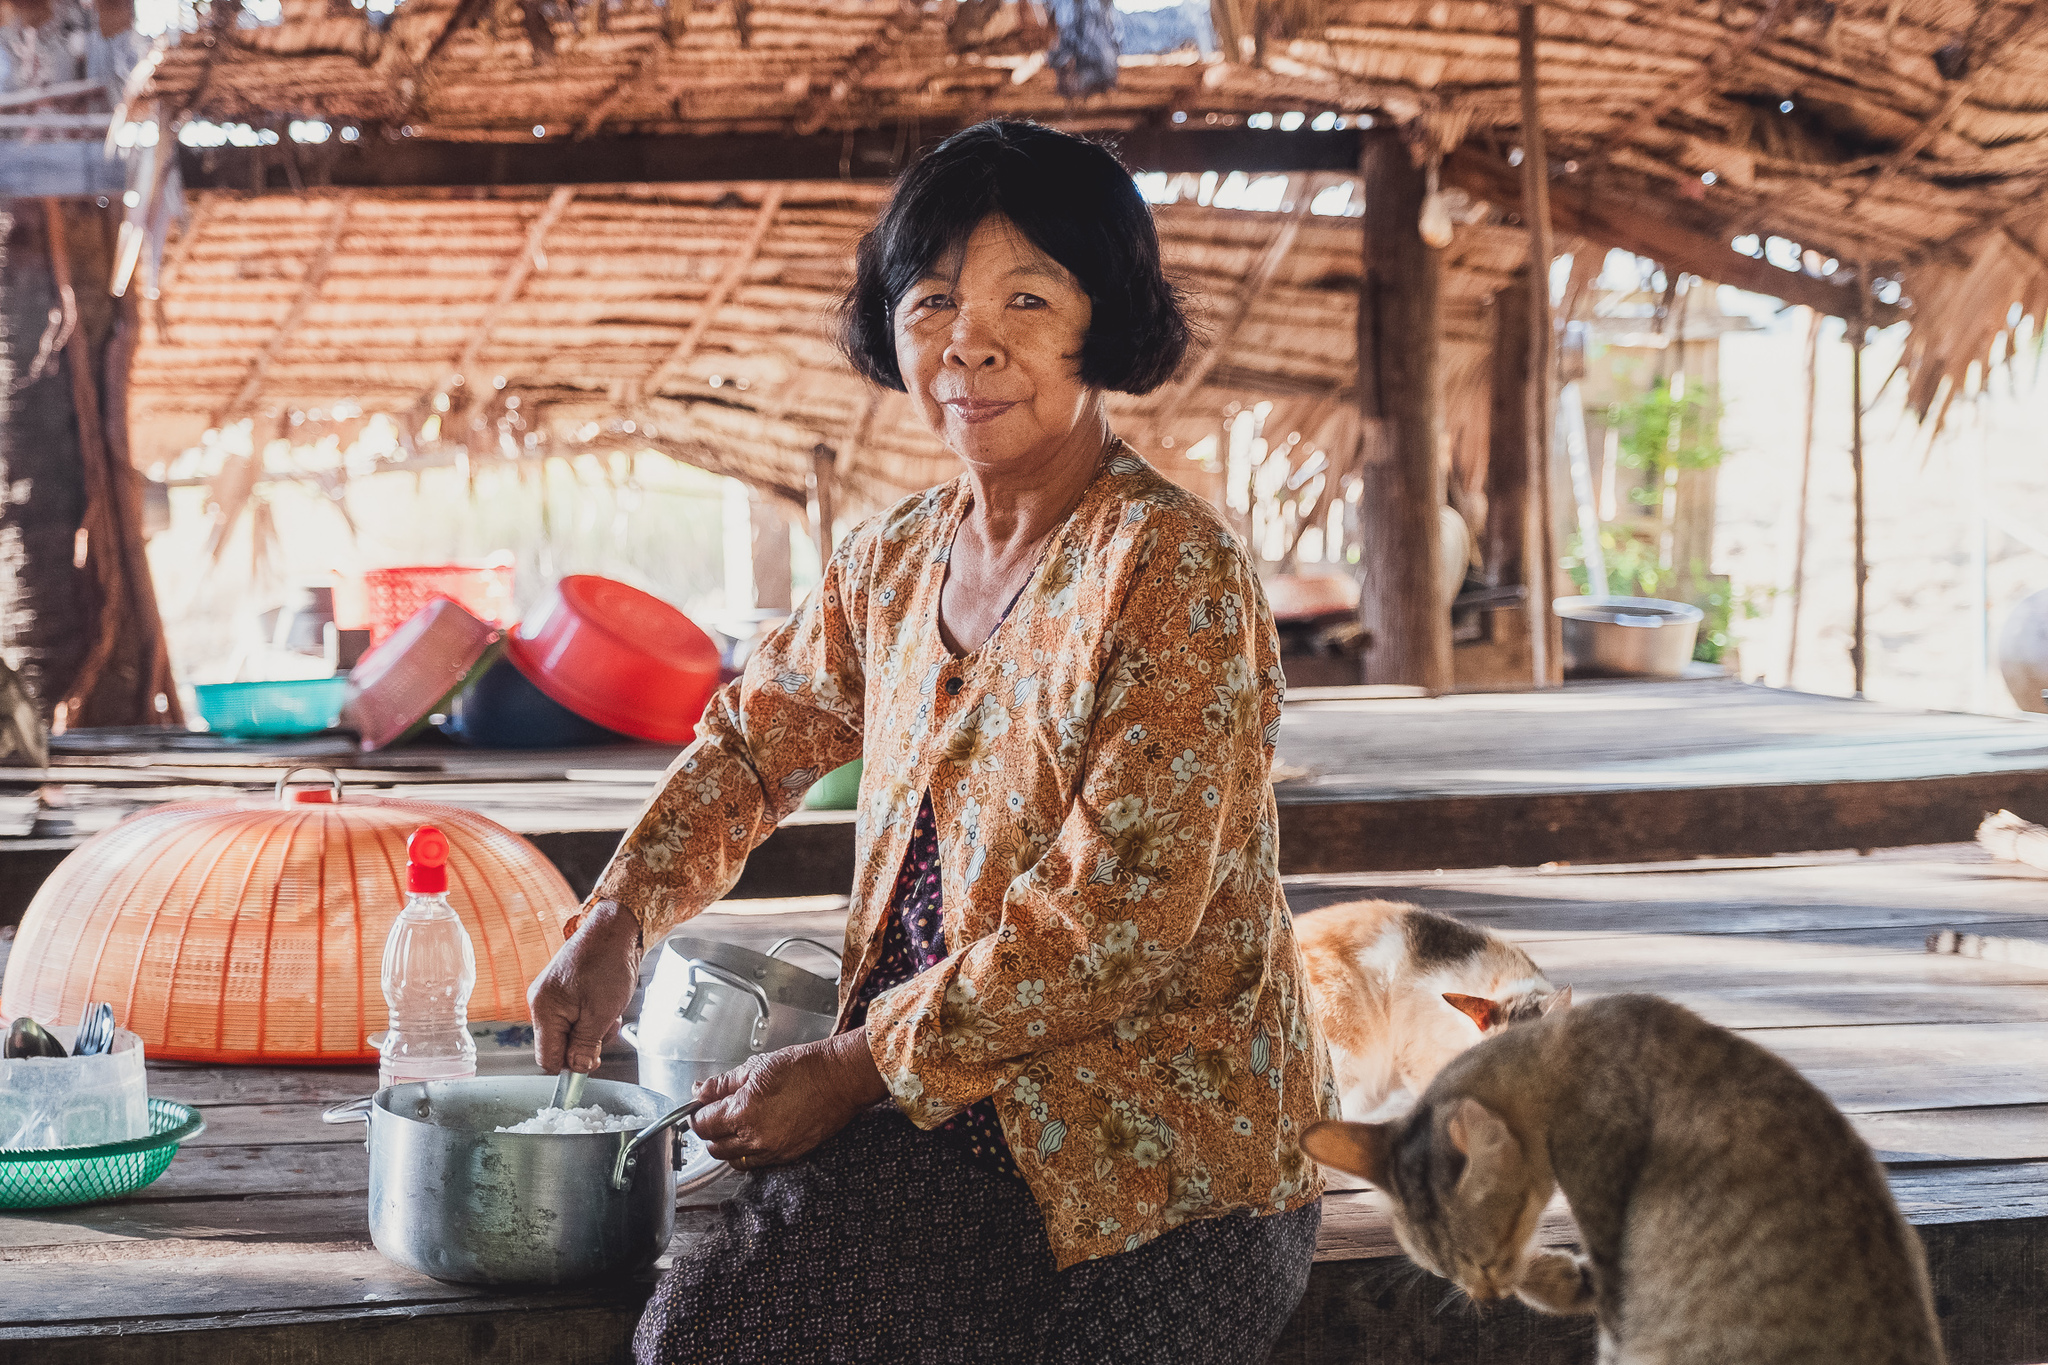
(10, 679, 2048, 926)
(3, 847, 2044, 1364)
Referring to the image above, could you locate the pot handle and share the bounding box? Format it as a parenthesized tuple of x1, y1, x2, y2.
(767, 937, 843, 983)
(611, 1097, 708, 1191)
(618, 1021, 640, 1051)
(678, 959, 773, 1052)
(321, 1096, 374, 1125)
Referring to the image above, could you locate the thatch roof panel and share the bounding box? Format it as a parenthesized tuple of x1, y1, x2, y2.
(134, 182, 1471, 513)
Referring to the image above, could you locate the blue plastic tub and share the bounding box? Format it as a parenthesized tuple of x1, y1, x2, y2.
(437, 657, 623, 749)
(191, 678, 348, 738)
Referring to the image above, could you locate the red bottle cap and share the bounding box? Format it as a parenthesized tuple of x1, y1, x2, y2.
(407, 826, 450, 894)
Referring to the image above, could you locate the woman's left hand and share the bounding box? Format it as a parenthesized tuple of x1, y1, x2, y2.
(691, 1027, 890, 1169)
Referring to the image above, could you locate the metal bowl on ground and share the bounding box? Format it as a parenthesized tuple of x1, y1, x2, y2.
(625, 936, 840, 1111)
(320, 1075, 689, 1287)
(1554, 596, 1704, 679)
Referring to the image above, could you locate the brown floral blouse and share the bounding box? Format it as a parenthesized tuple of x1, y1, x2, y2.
(587, 444, 1335, 1269)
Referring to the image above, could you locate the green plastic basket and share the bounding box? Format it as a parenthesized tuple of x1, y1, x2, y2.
(0, 1098, 205, 1210)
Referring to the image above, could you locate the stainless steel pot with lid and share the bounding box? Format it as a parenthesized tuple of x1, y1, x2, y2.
(321, 1075, 699, 1286)
(624, 935, 842, 1111)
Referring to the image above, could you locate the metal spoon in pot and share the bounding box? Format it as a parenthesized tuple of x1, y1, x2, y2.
(4, 1016, 67, 1059)
(549, 1069, 589, 1112)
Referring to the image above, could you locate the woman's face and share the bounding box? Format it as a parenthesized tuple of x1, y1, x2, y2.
(892, 215, 1100, 474)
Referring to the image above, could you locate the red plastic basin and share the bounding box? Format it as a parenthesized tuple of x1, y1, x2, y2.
(504, 576, 721, 744)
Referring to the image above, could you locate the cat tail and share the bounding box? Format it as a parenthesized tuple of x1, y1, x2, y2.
(1926, 927, 2048, 970)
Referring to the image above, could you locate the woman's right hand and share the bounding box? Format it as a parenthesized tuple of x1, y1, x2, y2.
(528, 900, 642, 1075)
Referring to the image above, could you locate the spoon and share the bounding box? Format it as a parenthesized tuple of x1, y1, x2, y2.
(549, 1069, 588, 1112)
(4, 1016, 67, 1059)
(73, 1002, 116, 1058)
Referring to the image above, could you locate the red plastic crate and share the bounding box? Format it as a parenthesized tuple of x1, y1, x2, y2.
(359, 564, 517, 645)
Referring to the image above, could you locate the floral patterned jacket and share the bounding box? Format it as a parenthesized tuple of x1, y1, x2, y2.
(587, 445, 1335, 1268)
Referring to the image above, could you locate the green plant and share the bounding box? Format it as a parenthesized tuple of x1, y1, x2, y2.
(1609, 379, 1724, 506)
(1690, 574, 1770, 665)
(1563, 527, 1668, 598)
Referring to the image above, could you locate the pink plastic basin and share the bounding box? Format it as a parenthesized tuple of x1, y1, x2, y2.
(505, 577, 721, 745)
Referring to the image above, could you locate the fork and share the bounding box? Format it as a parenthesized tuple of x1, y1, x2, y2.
(72, 1002, 116, 1057)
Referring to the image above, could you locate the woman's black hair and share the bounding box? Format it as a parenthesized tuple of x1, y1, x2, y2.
(837, 120, 1192, 396)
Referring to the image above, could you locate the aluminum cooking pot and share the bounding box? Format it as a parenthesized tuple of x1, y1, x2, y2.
(321, 1075, 698, 1287)
(623, 935, 841, 1107)
(1554, 595, 1704, 679)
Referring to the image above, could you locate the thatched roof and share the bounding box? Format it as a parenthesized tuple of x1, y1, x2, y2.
(131, 176, 1527, 513)
(124, 0, 2048, 420)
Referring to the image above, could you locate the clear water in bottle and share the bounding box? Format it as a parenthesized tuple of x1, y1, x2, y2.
(379, 825, 477, 1088)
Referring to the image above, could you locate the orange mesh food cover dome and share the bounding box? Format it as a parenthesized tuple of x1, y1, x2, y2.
(0, 781, 577, 1064)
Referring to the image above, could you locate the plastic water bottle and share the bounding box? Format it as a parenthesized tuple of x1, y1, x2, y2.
(379, 826, 477, 1088)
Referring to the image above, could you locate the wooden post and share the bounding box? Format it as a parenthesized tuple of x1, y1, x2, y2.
(1517, 0, 1559, 687)
(750, 489, 793, 610)
(1783, 308, 1821, 685)
(1353, 130, 1453, 692)
(1, 201, 180, 730)
(1484, 272, 1532, 589)
(1849, 281, 1868, 698)
(811, 443, 838, 558)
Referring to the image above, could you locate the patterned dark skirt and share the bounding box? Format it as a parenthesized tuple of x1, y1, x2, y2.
(635, 1104, 1320, 1365)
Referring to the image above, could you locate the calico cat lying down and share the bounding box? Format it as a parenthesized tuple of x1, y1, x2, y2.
(1300, 994, 1946, 1365)
(1295, 899, 1569, 1120)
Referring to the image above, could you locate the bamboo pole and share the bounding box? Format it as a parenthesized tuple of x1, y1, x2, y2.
(1850, 272, 1869, 698)
(1517, 0, 1558, 687)
(1783, 308, 1821, 685)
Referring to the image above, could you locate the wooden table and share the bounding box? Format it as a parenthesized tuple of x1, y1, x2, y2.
(14, 679, 2048, 926)
(4, 846, 2044, 1363)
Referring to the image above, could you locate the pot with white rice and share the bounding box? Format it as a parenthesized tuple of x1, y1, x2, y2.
(323, 1075, 700, 1286)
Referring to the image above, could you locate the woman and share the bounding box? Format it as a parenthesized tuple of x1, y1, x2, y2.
(529, 120, 1336, 1363)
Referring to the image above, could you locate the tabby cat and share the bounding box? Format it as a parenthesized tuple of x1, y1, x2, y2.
(1300, 993, 1946, 1365)
(1294, 899, 1568, 1120)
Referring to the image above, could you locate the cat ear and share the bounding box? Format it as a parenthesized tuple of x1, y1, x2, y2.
(1443, 992, 1501, 1032)
(1540, 985, 1573, 1015)
(1444, 1098, 1522, 1190)
(1301, 1120, 1396, 1187)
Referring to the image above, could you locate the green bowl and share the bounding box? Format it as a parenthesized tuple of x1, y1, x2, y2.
(0, 1098, 205, 1210)
(802, 759, 863, 811)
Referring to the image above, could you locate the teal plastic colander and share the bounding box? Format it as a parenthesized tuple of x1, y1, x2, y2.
(0, 1098, 205, 1209)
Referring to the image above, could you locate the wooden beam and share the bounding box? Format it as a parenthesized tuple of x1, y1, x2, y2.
(1354, 131, 1452, 693)
(1444, 150, 1908, 326)
(1483, 268, 1533, 591)
(438, 185, 574, 395)
(643, 184, 784, 395)
(0, 113, 111, 131)
(0, 78, 108, 109)
(1517, 1, 1558, 689)
(45, 200, 122, 721)
(210, 194, 352, 429)
(1136, 179, 1316, 453)
(174, 126, 1369, 192)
